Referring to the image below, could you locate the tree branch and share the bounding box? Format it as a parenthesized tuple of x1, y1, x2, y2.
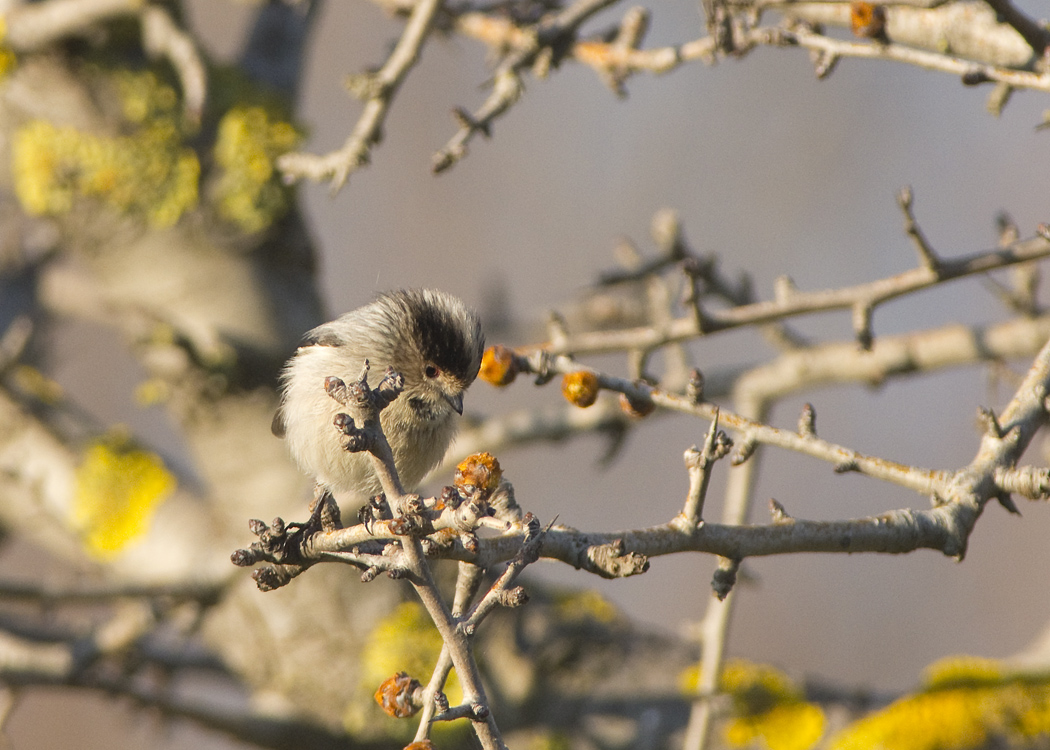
(277, 0, 444, 189)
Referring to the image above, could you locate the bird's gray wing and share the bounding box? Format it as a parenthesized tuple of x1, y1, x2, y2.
(303, 320, 348, 347)
(272, 316, 353, 437)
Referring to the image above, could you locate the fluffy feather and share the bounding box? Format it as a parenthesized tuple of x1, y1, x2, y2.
(274, 289, 484, 497)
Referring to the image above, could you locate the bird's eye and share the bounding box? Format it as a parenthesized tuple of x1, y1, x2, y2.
(425, 364, 440, 379)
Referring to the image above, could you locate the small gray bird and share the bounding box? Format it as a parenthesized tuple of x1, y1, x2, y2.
(273, 289, 485, 498)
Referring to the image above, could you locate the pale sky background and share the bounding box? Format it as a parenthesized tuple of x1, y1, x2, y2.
(12, 1, 1050, 747)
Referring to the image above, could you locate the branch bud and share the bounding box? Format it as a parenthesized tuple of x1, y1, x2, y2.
(562, 370, 601, 407)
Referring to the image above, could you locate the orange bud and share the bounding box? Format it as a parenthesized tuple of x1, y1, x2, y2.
(455, 452, 503, 495)
(562, 371, 600, 408)
(404, 742, 437, 750)
(619, 391, 655, 418)
(850, 1, 886, 39)
(375, 672, 421, 718)
(479, 344, 519, 386)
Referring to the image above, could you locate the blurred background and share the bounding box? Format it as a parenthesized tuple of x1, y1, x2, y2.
(6, 0, 1050, 746)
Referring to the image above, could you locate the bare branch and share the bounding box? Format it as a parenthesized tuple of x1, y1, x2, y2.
(788, 21, 1050, 92)
(771, 1, 1037, 69)
(542, 232, 1050, 356)
(140, 5, 207, 123)
(5, 0, 141, 49)
(897, 186, 940, 271)
(433, 0, 620, 172)
(450, 313, 1050, 469)
(277, 0, 444, 189)
(982, 0, 1050, 56)
(681, 410, 731, 523)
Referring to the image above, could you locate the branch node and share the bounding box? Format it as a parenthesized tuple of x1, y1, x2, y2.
(961, 68, 993, 86)
(986, 82, 1014, 117)
(996, 493, 1022, 515)
(686, 368, 705, 404)
(344, 70, 385, 100)
(731, 435, 757, 466)
(711, 558, 740, 600)
(769, 498, 794, 524)
(797, 402, 817, 437)
(374, 672, 422, 718)
(812, 49, 840, 79)
(452, 107, 491, 137)
(852, 302, 874, 350)
(994, 465, 1050, 500)
(773, 275, 797, 304)
(976, 406, 1003, 438)
(897, 186, 940, 271)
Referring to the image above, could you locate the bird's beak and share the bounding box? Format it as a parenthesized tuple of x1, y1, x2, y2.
(446, 391, 464, 415)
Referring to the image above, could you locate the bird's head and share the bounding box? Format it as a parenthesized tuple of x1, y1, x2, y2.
(378, 289, 485, 420)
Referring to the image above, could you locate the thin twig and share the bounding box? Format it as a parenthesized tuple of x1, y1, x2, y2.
(683, 396, 767, 750)
(448, 313, 1050, 470)
(897, 186, 940, 271)
(542, 233, 1050, 355)
(5, 0, 140, 49)
(140, 5, 207, 124)
(433, 0, 620, 172)
(277, 0, 445, 189)
(681, 409, 725, 524)
(788, 23, 1050, 92)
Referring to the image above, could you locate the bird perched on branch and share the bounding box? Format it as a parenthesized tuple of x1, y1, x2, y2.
(273, 289, 485, 497)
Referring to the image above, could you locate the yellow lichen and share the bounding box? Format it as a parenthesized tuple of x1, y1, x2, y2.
(726, 701, 825, 750)
(13, 117, 199, 227)
(10, 364, 63, 404)
(680, 660, 824, 750)
(114, 69, 180, 125)
(212, 105, 301, 233)
(134, 378, 171, 406)
(0, 17, 17, 81)
(0, 47, 16, 80)
(922, 655, 1004, 689)
(529, 731, 572, 750)
(831, 656, 1050, 750)
(361, 602, 462, 704)
(12, 69, 198, 226)
(355, 602, 467, 741)
(72, 436, 176, 559)
(553, 589, 620, 626)
(679, 662, 703, 694)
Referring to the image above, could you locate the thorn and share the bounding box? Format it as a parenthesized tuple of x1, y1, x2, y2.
(976, 406, 1003, 438)
(774, 275, 797, 304)
(770, 498, 794, 524)
(852, 303, 874, 351)
(997, 493, 1022, 515)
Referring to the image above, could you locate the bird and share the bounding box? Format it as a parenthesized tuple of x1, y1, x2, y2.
(272, 289, 484, 499)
